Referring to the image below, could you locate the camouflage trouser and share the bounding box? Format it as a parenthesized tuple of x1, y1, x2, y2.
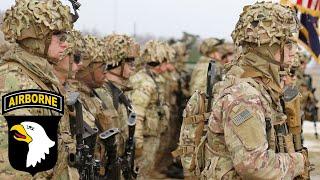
(135, 136, 160, 179)
(0, 120, 79, 180)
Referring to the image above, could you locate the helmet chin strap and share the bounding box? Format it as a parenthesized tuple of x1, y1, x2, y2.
(68, 55, 73, 79)
(89, 63, 97, 86)
(108, 62, 129, 80)
(280, 40, 285, 71)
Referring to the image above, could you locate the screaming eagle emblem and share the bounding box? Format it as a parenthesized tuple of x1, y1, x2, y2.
(2, 90, 64, 176)
(11, 121, 55, 168)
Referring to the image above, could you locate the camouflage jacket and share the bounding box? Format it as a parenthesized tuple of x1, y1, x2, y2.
(129, 68, 169, 148)
(202, 66, 305, 179)
(95, 81, 131, 156)
(190, 56, 223, 94)
(162, 70, 179, 107)
(0, 45, 73, 179)
(78, 82, 112, 131)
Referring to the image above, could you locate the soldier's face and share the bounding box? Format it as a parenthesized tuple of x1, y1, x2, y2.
(48, 34, 68, 61)
(54, 55, 82, 79)
(122, 60, 136, 78)
(222, 53, 234, 64)
(274, 42, 297, 66)
(208, 52, 221, 61)
(93, 63, 106, 86)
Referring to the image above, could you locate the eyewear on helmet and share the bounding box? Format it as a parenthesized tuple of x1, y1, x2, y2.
(99, 63, 107, 72)
(125, 57, 136, 67)
(147, 61, 161, 67)
(53, 31, 68, 42)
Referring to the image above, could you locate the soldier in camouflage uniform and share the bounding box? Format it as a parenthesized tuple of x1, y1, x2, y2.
(189, 38, 224, 93)
(198, 2, 308, 179)
(94, 34, 140, 178)
(0, 0, 74, 179)
(129, 40, 170, 178)
(153, 43, 178, 176)
(51, 30, 85, 180)
(75, 35, 115, 176)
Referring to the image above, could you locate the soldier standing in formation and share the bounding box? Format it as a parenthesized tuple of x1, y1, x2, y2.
(95, 34, 140, 179)
(0, 0, 316, 179)
(0, 0, 74, 179)
(129, 40, 172, 178)
(202, 2, 308, 179)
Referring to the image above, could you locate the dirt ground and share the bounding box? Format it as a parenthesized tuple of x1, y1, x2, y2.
(303, 121, 320, 179)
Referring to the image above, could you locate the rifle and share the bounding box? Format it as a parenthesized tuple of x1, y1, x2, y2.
(68, 0, 81, 22)
(282, 86, 312, 179)
(67, 92, 100, 180)
(99, 128, 121, 180)
(206, 61, 218, 112)
(119, 112, 138, 180)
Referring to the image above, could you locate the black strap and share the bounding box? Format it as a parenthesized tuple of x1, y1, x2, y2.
(106, 82, 133, 115)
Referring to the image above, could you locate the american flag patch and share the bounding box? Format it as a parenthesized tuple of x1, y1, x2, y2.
(232, 109, 252, 126)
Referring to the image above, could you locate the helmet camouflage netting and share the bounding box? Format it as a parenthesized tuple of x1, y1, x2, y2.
(199, 38, 224, 55)
(141, 40, 175, 63)
(60, 29, 83, 59)
(231, 1, 300, 47)
(102, 34, 140, 67)
(2, 0, 73, 42)
(81, 35, 105, 68)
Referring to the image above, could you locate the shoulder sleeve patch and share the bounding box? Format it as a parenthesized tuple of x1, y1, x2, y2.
(232, 109, 252, 126)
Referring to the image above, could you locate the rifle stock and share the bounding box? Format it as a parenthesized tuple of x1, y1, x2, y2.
(67, 92, 100, 180)
(100, 128, 121, 180)
(121, 112, 138, 179)
(206, 61, 216, 112)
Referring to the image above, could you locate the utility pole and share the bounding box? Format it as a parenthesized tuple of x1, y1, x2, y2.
(113, 0, 118, 33)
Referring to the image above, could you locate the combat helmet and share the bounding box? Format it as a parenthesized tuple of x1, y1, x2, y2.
(233, 2, 300, 93)
(1, 0, 73, 59)
(80, 35, 104, 67)
(61, 30, 83, 60)
(102, 34, 140, 69)
(231, 1, 300, 47)
(75, 35, 106, 81)
(172, 42, 188, 62)
(141, 40, 175, 65)
(199, 38, 224, 56)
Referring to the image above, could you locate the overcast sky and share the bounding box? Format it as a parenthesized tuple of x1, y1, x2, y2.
(1, 0, 277, 40)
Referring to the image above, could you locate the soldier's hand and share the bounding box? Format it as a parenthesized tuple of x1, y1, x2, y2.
(296, 147, 314, 180)
(135, 147, 143, 158)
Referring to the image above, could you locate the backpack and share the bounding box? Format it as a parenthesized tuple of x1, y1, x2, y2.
(172, 90, 210, 174)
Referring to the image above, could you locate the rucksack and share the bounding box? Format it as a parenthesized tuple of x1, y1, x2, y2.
(172, 90, 210, 174)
